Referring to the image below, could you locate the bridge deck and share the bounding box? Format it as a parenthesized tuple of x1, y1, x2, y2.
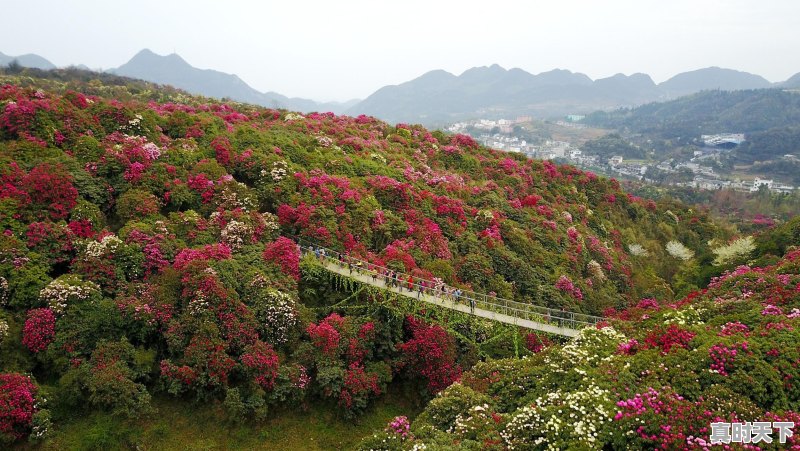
(317, 259, 583, 338)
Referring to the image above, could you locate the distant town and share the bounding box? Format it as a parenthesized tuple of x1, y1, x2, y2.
(448, 118, 797, 194)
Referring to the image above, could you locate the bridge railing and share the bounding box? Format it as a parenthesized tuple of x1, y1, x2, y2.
(291, 236, 604, 331)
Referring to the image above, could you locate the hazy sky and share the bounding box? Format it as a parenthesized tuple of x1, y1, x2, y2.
(2, 0, 799, 101)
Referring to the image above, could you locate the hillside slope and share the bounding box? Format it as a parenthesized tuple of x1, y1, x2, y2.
(0, 72, 732, 445)
(361, 245, 800, 449)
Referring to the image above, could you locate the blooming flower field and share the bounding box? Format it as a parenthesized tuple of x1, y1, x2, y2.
(0, 70, 790, 447)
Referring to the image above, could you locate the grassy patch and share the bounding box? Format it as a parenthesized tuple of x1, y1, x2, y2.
(34, 389, 420, 450)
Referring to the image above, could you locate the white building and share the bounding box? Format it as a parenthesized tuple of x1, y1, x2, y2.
(751, 178, 774, 192)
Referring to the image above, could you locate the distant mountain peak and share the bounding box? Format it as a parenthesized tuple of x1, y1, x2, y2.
(659, 66, 771, 96)
(110, 49, 352, 114)
(0, 51, 56, 70)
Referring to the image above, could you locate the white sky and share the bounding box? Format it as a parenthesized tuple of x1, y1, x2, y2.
(2, 0, 799, 101)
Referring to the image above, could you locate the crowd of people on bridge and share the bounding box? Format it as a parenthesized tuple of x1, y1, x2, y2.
(297, 242, 595, 329)
(295, 240, 601, 329)
(304, 244, 488, 315)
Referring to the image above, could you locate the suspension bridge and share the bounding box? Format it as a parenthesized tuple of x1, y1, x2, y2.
(297, 243, 604, 338)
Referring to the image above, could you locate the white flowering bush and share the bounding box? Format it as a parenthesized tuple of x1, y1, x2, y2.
(587, 260, 605, 282)
(414, 382, 492, 432)
(83, 234, 123, 259)
(476, 209, 495, 222)
(662, 305, 704, 326)
(546, 327, 626, 376)
(284, 112, 305, 121)
(0, 276, 8, 306)
(270, 160, 289, 181)
(712, 236, 755, 266)
(0, 318, 9, 344)
(316, 135, 334, 147)
(220, 220, 253, 250)
(217, 181, 258, 211)
(39, 274, 101, 314)
(627, 243, 649, 257)
(370, 152, 387, 164)
(665, 210, 680, 224)
(260, 212, 280, 233)
(665, 240, 694, 261)
(502, 383, 613, 450)
(187, 291, 211, 316)
(450, 403, 503, 441)
(247, 277, 299, 346)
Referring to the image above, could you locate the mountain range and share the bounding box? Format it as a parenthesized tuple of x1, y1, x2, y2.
(2, 49, 799, 124)
(349, 65, 790, 125)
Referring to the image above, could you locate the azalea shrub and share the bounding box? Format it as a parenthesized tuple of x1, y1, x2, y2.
(0, 373, 50, 443)
(397, 316, 462, 395)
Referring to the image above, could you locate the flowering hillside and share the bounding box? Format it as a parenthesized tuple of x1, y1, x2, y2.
(0, 71, 728, 444)
(362, 249, 800, 450)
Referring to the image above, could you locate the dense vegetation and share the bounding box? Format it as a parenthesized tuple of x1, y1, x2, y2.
(0, 69, 786, 448)
(361, 246, 800, 449)
(581, 133, 648, 159)
(585, 89, 800, 139)
(628, 183, 800, 233)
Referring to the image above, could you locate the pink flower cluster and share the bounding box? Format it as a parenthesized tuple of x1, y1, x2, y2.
(761, 304, 784, 316)
(398, 316, 461, 394)
(709, 342, 748, 376)
(615, 388, 665, 419)
(340, 362, 381, 410)
(555, 275, 583, 300)
(307, 314, 344, 356)
(636, 298, 659, 309)
(386, 415, 412, 439)
(718, 321, 750, 337)
(617, 338, 640, 356)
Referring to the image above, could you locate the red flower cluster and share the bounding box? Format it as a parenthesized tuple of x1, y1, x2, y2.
(0, 373, 39, 441)
(339, 362, 381, 409)
(398, 317, 461, 394)
(643, 324, 696, 354)
(173, 243, 232, 270)
(524, 333, 551, 353)
(307, 314, 343, 356)
(262, 236, 300, 281)
(240, 341, 280, 390)
(22, 308, 56, 353)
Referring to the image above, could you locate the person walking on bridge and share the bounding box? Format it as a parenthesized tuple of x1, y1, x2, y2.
(469, 296, 475, 314)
